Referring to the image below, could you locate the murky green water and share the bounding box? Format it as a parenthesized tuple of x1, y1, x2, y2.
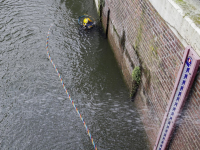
(0, 0, 149, 149)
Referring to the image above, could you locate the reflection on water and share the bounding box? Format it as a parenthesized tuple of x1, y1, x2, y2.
(0, 0, 149, 149)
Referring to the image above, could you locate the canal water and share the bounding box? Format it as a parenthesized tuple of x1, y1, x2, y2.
(0, 0, 149, 149)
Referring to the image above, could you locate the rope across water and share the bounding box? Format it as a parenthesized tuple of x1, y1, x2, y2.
(46, 25, 97, 150)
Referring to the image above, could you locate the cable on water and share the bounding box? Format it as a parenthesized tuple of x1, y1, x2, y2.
(46, 24, 97, 150)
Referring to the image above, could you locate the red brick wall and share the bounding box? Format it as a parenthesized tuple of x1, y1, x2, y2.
(101, 0, 200, 149)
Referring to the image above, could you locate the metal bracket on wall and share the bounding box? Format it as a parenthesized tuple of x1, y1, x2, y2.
(154, 46, 200, 150)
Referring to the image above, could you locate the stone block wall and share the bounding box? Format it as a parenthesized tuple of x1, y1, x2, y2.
(100, 0, 200, 149)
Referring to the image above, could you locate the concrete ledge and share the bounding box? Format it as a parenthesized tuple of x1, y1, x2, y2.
(149, 0, 200, 56)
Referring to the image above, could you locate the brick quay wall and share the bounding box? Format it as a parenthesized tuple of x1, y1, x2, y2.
(95, 0, 200, 149)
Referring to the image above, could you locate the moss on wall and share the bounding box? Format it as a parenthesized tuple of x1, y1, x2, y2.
(135, 24, 143, 52)
(143, 64, 151, 89)
(113, 25, 120, 38)
(174, 0, 200, 27)
(96, 0, 105, 15)
(130, 66, 141, 100)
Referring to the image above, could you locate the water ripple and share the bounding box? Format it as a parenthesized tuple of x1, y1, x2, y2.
(0, 0, 149, 149)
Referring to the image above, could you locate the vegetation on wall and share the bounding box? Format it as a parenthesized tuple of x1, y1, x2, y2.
(98, 0, 105, 15)
(130, 66, 141, 100)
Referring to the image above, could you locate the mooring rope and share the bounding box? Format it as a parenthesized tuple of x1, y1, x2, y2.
(46, 25, 97, 150)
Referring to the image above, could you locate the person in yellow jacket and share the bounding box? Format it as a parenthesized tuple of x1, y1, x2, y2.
(83, 18, 93, 29)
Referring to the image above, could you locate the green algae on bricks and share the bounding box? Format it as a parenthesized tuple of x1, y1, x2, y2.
(130, 66, 141, 101)
(98, 0, 105, 15)
(132, 66, 141, 84)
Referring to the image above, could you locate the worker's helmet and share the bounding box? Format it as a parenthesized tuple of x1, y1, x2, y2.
(83, 18, 88, 24)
